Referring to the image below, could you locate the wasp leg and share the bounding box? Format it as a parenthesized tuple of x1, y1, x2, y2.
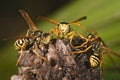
(106, 52, 117, 65)
(69, 32, 76, 48)
(55, 26, 60, 37)
(33, 48, 48, 62)
(32, 43, 48, 61)
(71, 45, 92, 54)
(68, 31, 75, 39)
(102, 47, 120, 70)
(16, 41, 29, 65)
(50, 28, 58, 38)
(102, 46, 120, 57)
(70, 33, 89, 49)
(16, 49, 24, 65)
(99, 51, 104, 80)
(25, 29, 31, 36)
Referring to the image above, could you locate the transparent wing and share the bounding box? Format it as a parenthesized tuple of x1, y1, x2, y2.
(19, 9, 38, 31)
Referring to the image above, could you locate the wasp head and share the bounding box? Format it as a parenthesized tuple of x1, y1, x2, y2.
(58, 22, 70, 34)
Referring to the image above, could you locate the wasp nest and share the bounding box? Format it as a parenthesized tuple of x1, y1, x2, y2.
(11, 9, 103, 80)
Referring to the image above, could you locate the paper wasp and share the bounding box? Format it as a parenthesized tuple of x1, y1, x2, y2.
(15, 9, 51, 65)
(86, 33, 120, 68)
(71, 32, 120, 68)
(37, 16, 88, 41)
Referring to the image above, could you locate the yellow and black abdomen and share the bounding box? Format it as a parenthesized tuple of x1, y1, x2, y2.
(14, 38, 34, 50)
(89, 52, 100, 67)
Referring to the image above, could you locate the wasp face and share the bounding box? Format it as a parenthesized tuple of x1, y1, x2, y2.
(58, 22, 70, 34)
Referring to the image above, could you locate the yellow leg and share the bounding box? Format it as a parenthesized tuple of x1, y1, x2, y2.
(70, 33, 89, 49)
(102, 47, 120, 70)
(25, 29, 31, 36)
(102, 46, 120, 57)
(71, 45, 92, 54)
(16, 49, 24, 65)
(32, 43, 48, 61)
(69, 33, 76, 48)
(50, 28, 58, 38)
(32, 49, 48, 62)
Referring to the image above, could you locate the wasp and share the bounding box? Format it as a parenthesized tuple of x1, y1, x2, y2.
(69, 32, 120, 80)
(87, 34, 103, 68)
(37, 16, 89, 46)
(71, 32, 120, 68)
(15, 9, 51, 65)
(87, 33, 120, 68)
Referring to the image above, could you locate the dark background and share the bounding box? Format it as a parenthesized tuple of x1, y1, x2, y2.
(0, 0, 71, 48)
(0, 0, 120, 80)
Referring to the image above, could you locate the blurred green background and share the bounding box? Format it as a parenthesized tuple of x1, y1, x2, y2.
(0, 0, 120, 80)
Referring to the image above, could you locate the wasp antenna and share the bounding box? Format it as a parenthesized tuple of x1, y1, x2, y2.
(69, 22, 89, 34)
(103, 46, 120, 58)
(70, 16, 87, 23)
(38, 16, 59, 25)
(19, 9, 38, 31)
(69, 16, 89, 33)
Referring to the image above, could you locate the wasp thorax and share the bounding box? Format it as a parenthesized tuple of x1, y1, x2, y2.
(92, 42, 100, 52)
(32, 30, 43, 38)
(58, 22, 70, 34)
